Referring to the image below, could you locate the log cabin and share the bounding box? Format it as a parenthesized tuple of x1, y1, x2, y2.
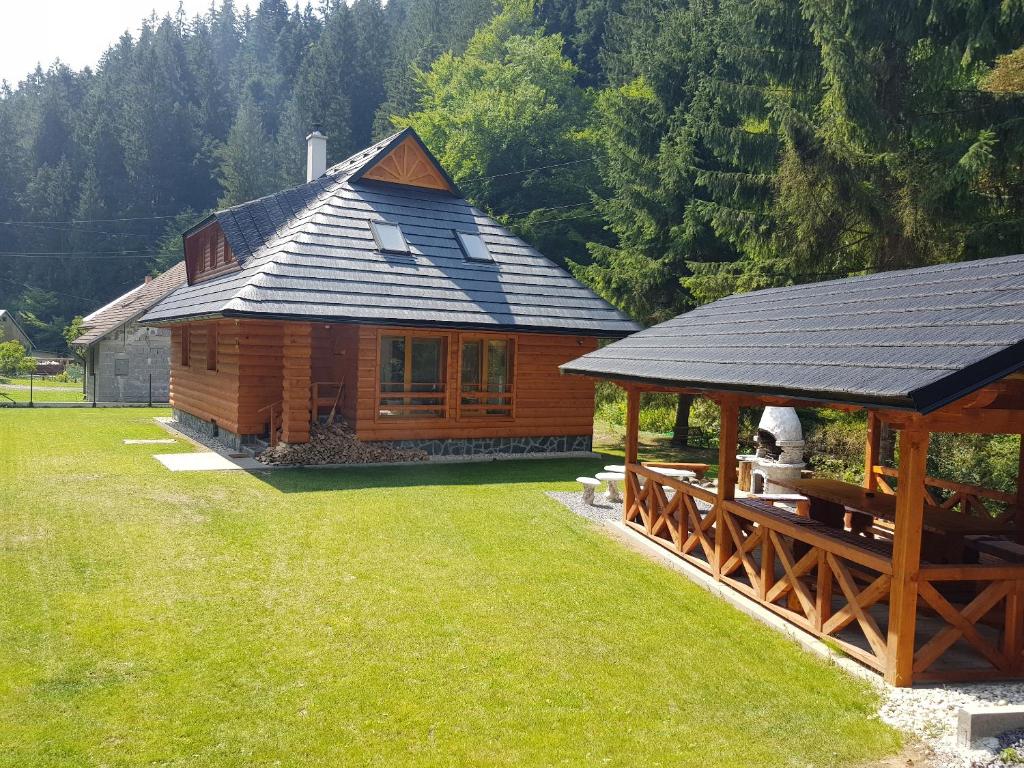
(562, 255, 1024, 686)
(142, 128, 638, 455)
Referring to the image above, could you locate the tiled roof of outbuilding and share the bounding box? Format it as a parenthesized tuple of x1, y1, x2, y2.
(74, 261, 187, 346)
(561, 255, 1024, 413)
(142, 128, 638, 338)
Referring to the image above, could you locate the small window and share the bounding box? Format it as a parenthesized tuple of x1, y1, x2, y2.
(370, 221, 409, 254)
(180, 327, 191, 367)
(206, 326, 218, 371)
(202, 239, 212, 271)
(456, 231, 492, 263)
(459, 337, 513, 416)
(114, 357, 129, 377)
(378, 334, 446, 418)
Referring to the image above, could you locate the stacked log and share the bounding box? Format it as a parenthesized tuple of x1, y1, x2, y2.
(257, 422, 428, 466)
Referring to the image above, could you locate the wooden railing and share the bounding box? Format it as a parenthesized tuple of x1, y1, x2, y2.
(719, 497, 896, 673)
(377, 387, 447, 418)
(913, 564, 1024, 682)
(624, 463, 718, 574)
(624, 464, 1024, 681)
(458, 389, 514, 418)
(258, 400, 283, 446)
(873, 465, 1018, 525)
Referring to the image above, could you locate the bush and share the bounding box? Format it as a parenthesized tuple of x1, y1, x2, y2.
(0, 340, 36, 378)
(52, 364, 83, 383)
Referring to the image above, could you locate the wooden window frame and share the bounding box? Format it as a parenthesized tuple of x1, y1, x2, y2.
(456, 335, 516, 420)
(374, 330, 450, 420)
(180, 326, 191, 367)
(206, 324, 218, 371)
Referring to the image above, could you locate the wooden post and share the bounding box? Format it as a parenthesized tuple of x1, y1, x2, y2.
(714, 396, 739, 579)
(864, 411, 882, 490)
(623, 386, 641, 522)
(1016, 436, 1024, 545)
(281, 322, 312, 444)
(885, 426, 929, 687)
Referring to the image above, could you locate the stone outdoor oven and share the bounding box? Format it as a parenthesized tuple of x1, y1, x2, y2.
(750, 406, 806, 494)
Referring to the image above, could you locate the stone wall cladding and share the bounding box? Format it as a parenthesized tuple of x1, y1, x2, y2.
(366, 434, 593, 457)
(171, 408, 246, 450)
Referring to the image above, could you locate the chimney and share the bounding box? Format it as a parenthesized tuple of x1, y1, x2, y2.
(145, 275, 153, 284)
(306, 125, 327, 182)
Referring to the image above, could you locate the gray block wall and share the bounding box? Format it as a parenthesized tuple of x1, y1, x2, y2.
(85, 321, 171, 403)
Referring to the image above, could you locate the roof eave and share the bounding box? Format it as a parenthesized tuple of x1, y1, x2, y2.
(558, 364, 920, 412)
(142, 306, 634, 337)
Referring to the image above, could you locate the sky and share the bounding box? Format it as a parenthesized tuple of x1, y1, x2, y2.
(0, 0, 214, 85)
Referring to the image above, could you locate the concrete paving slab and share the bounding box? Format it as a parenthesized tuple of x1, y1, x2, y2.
(124, 439, 177, 445)
(154, 452, 243, 472)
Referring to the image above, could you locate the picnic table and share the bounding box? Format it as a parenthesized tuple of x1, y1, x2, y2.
(775, 478, 1010, 536)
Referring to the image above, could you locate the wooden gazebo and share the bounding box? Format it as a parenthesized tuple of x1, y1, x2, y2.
(563, 256, 1024, 686)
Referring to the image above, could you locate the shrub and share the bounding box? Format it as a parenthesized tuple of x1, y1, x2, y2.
(0, 341, 36, 377)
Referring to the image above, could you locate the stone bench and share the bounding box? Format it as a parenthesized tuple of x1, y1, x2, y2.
(576, 477, 601, 505)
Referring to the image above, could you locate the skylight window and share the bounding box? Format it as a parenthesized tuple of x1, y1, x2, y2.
(370, 220, 409, 253)
(456, 231, 493, 263)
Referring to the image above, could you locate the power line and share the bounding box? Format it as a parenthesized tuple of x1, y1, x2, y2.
(0, 213, 181, 225)
(460, 156, 597, 184)
(0, 257, 159, 264)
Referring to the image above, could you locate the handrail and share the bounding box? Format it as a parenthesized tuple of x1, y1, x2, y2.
(873, 465, 1016, 505)
(258, 400, 284, 447)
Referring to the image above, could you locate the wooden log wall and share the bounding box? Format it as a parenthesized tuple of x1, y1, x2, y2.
(281, 322, 312, 443)
(353, 325, 598, 441)
(311, 323, 359, 424)
(235, 320, 285, 435)
(170, 320, 242, 433)
(170, 318, 284, 436)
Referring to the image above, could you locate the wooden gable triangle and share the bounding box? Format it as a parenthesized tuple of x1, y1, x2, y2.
(355, 130, 457, 194)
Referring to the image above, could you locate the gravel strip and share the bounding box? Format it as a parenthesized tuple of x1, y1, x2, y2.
(156, 416, 240, 456)
(881, 684, 1024, 767)
(547, 488, 1024, 768)
(546, 490, 620, 523)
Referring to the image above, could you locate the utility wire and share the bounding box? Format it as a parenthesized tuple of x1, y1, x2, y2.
(460, 156, 597, 184)
(0, 213, 180, 225)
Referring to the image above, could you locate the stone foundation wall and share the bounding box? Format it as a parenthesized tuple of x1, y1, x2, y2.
(365, 434, 593, 458)
(172, 408, 246, 450)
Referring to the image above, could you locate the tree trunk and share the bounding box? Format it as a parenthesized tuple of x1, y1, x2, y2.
(671, 394, 694, 448)
(879, 422, 896, 467)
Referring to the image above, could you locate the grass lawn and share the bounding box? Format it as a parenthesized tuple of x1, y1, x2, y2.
(0, 377, 85, 403)
(0, 409, 901, 767)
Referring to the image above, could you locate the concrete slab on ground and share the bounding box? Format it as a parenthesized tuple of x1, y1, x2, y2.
(153, 452, 263, 472)
(124, 439, 177, 445)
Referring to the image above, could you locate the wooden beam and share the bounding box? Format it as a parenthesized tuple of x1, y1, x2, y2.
(281, 322, 312, 444)
(714, 395, 739, 579)
(623, 386, 641, 522)
(1016, 436, 1024, 545)
(864, 411, 882, 491)
(885, 427, 929, 687)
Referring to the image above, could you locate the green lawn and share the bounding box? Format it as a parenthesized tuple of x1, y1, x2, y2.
(0, 409, 901, 767)
(0, 377, 84, 403)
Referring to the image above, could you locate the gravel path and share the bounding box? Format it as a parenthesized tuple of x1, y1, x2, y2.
(156, 416, 241, 456)
(547, 488, 1024, 768)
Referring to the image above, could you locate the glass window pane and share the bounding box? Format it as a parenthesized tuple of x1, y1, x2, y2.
(486, 340, 509, 392)
(461, 341, 482, 391)
(456, 231, 492, 262)
(411, 338, 443, 391)
(380, 336, 405, 393)
(371, 221, 409, 253)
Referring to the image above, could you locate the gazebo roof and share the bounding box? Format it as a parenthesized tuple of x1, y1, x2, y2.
(561, 254, 1024, 412)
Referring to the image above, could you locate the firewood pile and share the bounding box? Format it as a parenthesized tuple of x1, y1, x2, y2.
(257, 422, 428, 466)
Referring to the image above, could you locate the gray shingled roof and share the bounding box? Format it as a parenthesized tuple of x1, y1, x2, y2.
(142, 129, 638, 337)
(74, 262, 187, 346)
(561, 254, 1024, 413)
